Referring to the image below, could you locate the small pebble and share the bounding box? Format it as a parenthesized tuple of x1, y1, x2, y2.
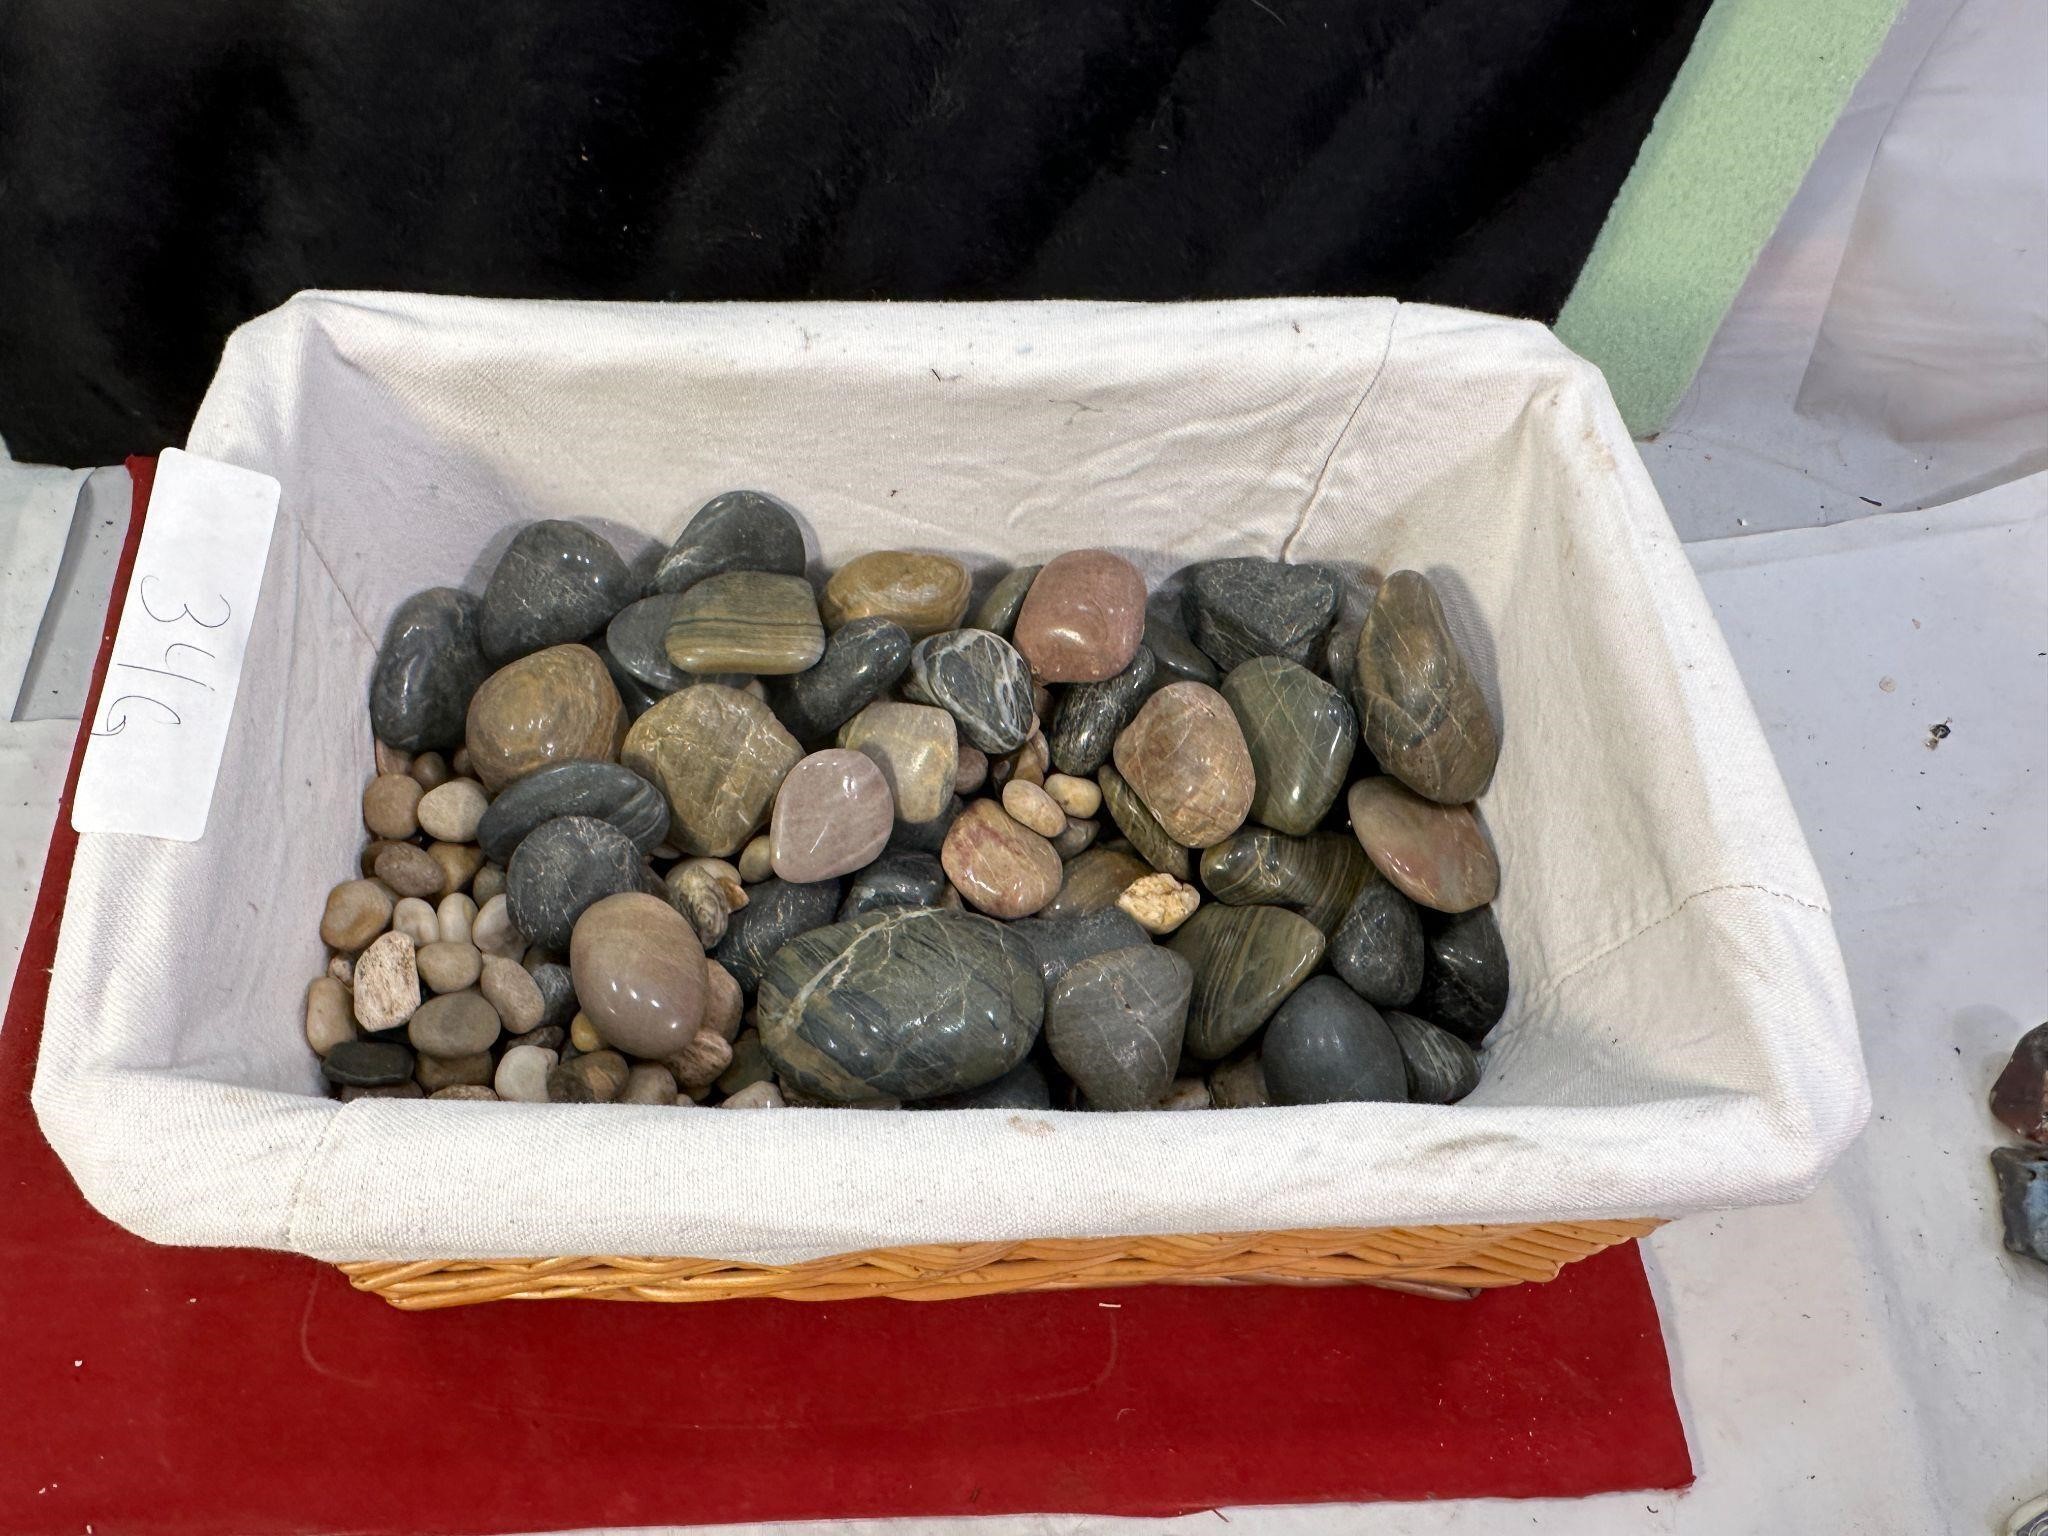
(390, 896, 440, 948)
(326, 955, 355, 986)
(668, 1030, 734, 1089)
(954, 746, 990, 795)
(451, 746, 472, 777)
(569, 1011, 603, 1053)
(415, 1050, 494, 1093)
(1990, 1022, 2048, 1144)
(408, 989, 501, 1059)
(350, 932, 420, 1033)
(1154, 1077, 1212, 1111)
(665, 858, 749, 949)
(374, 739, 414, 777)
(416, 940, 483, 993)
(1051, 817, 1099, 858)
(722, 1080, 785, 1109)
(1002, 780, 1066, 838)
(471, 864, 507, 906)
(549, 1049, 630, 1103)
(703, 959, 745, 1041)
(320, 878, 394, 951)
(339, 1081, 425, 1101)
(436, 892, 477, 948)
(363, 773, 424, 839)
(494, 1043, 557, 1103)
(738, 834, 775, 884)
(1043, 773, 1100, 819)
(994, 730, 1049, 789)
(428, 840, 487, 896)
(472, 893, 523, 959)
(416, 778, 489, 843)
(1116, 872, 1200, 935)
(374, 843, 445, 899)
(359, 840, 408, 878)
(621, 1063, 681, 1106)
(527, 960, 577, 1029)
(479, 953, 547, 1033)
(410, 751, 452, 790)
(304, 976, 357, 1056)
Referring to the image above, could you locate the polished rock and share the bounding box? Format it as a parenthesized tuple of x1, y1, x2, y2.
(1011, 907, 1152, 989)
(903, 629, 1035, 754)
(1046, 944, 1193, 1110)
(1001, 780, 1066, 838)
(1180, 557, 1341, 673)
(1220, 656, 1358, 835)
(304, 977, 357, 1057)
(1112, 681, 1255, 849)
(820, 550, 971, 638)
(569, 890, 708, 1059)
(971, 564, 1042, 637)
(1095, 764, 1190, 880)
(1198, 827, 1369, 934)
(320, 878, 393, 952)
(1169, 903, 1325, 1059)
(362, 773, 423, 839)
(1326, 865, 1426, 1007)
(321, 1038, 417, 1089)
(548, 1049, 630, 1103)
(623, 684, 803, 857)
(416, 778, 489, 844)
(605, 593, 691, 692)
(1142, 595, 1219, 688)
(370, 588, 493, 752)
(1989, 1022, 2048, 1143)
(941, 798, 1063, 919)
(837, 850, 948, 922)
(1041, 846, 1152, 919)
(505, 814, 647, 949)
(1416, 904, 1510, 1043)
(770, 748, 895, 883)
(663, 570, 825, 676)
(1262, 977, 1408, 1105)
(1353, 569, 1499, 805)
(476, 759, 668, 864)
(1049, 644, 1155, 776)
(1012, 549, 1147, 683)
(408, 989, 501, 1059)
(712, 875, 843, 993)
(1384, 1010, 1479, 1104)
(768, 616, 911, 744)
(464, 643, 627, 793)
(652, 490, 808, 596)
(1116, 871, 1201, 935)
(837, 700, 958, 824)
(1346, 777, 1499, 913)
(480, 520, 632, 661)
(1991, 1147, 2048, 1265)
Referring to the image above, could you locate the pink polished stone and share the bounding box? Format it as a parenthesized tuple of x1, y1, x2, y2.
(1012, 550, 1147, 683)
(769, 748, 896, 883)
(568, 892, 708, 1059)
(940, 798, 1063, 919)
(1345, 777, 1499, 913)
(1110, 681, 1255, 848)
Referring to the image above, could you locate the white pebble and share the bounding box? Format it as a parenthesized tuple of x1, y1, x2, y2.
(493, 1043, 557, 1103)
(1117, 872, 1201, 935)
(326, 954, 355, 986)
(350, 931, 419, 1032)
(436, 892, 476, 948)
(391, 896, 439, 948)
(416, 778, 489, 843)
(1001, 779, 1066, 838)
(472, 893, 523, 959)
(1043, 772, 1101, 819)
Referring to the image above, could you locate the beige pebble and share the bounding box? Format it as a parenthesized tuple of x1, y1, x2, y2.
(430, 1085, 498, 1101)
(994, 731, 1048, 789)
(360, 839, 409, 878)
(351, 931, 420, 1032)
(667, 1029, 733, 1089)
(1117, 872, 1202, 935)
(319, 878, 393, 951)
(450, 746, 473, 777)
(954, 746, 989, 795)
(1043, 772, 1101, 819)
(473, 894, 523, 959)
(391, 896, 440, 947)
(373, 739, 414, 778)
(363, 773, 424, 839)
(471, 864, 507, 906)
(374, 843, 445, 899)
(1051, 817, 1099, 859)
(436, 892, 476, 948)
(494, 1043, 557, 1103)
(620, 1063, 680, 1106)
(416, 778, 489, 843)
(702, 959, 744, 1042)
(326, 954, 355, 986)
(428, 841, 486, 895)
(304, 976, 357, 1056)
(1001, 780, 1067, 837)
(416, 939, 483, 993)
(409, 750, 451, 790)
(737, 834, 775, 884)
(480, 954, 546, 1034)
(1155, 1076, 1212, 1110)
(722, 1080, 785, 1109)
(415, 1049, 494, 1093)
(569, 1011, 603, 1054)
(664, 858, 748, 949)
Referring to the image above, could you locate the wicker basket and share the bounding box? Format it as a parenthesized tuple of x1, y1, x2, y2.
(336, 1219, 1661, 1310)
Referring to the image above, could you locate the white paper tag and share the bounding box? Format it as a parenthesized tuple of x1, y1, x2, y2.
(71, 449, 280, 842)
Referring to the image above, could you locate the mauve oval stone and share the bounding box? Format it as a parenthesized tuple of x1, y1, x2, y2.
(1346, 777, 1499, 913)
(1012, 907, 1152, 989)
(1012, 549, 1148, 683)
(505, 815, 647, 950)
(663, 570, 826, 676)
(769, 616, 912, 744)
(1262, 977, 1408, 1106)
(1046, 944, 1193, 1110)
(605, 593, 690, 693)
(713, 876, 843, 993)
(464, 643, 627, 793)
(569, 891, 708, 1059)
(972, 564, 1042, 638)
(480, 520, 632, 662)
(370, 588, 493, 753)
(477, 760, 668, 864)
(1112, 681, 1255, 848)
(770, 748, 895, 883)
(1049, 644, 1155, 777)
(1353, 569, 1499, 805)
(838, 851, 947, 922)
(820, 551, 971, 638)
(1327, 865, 1425, 1007)
(1220, 655, 1358, 835)
(623, 684, 803, 858)
(1416, 904, 1510, 1043)
(1180, 557, 1342, 673)
(651, 490, 808, 597)
(902, 629, 1035, 754)
(941, 799, 1063, 920)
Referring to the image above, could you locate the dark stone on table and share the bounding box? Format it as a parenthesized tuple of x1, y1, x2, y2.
(1180, 557, 1341, 673)
(505, 814, 647, 950)
(1142, 595, 1219, 688)
(525, 960, 578, 1029)
(1991, 1147, 2048, 1265)
(1169, 902, 1325, 1060)
(1384, 1010, 1479, 1103)
(972, 564, 1042, 638)
(902, 628, 1035, 754)
(1041, 846, 1152, 919)
(1199, 827, 1369, 935)
(321, 1038, 417, 1088)
(1011, 907, 1152, 988)
(1049, 644, 1155, 776)
(605, 593, 690, 693)
(480, 519, 632, 662)
(369, 587, 492, 752)
(1046, 944, 1193, 1110)
(477, 760, 669, 864)
(838, 851, 948, 922)
(757, 908, 1045, 1103)
(713, 875, 843, 993)
(920, 1055, 1055, 1111)
(1326, 865, 1426, 1006)
(886, 795, 962, 856)
(663, 570, 826, 676)
(1352, 569, 1499, 805)
(1263, 977, 1408, 1106)
(651, 490, 808, 597)
(1097, 764, 1191, 880)
(1416, 905, 1510, 1043)
(1219, 656, 1358, 835)
(1989, 1021, 2048, 1143)
(768, 616, 912, 744)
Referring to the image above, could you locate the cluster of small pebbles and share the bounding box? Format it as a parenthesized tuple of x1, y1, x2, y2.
(309, 491, 1508, 1112)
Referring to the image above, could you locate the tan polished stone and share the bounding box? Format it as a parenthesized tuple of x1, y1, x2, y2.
(1111, 681, 1255, 848)
(820, 551, 971, 638)
(663, 571, 827, 676)
(1352, 569, 1499, 805)
(1346, 777, 1499, 913)
(362, 773, 423, 838)
(837, 701, 958, 824)
(568, 891, 709, 1059)
(941, 798, 1063, 919)
(464, 643, 627, 793)
(623, 684, 803, 858)
(320, 878, 394, 952)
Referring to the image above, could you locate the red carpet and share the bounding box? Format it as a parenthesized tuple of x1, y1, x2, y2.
(0, 459, 1691, 1533)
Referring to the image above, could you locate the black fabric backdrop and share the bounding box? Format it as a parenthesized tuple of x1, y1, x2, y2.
(0, 0, 1710, 467)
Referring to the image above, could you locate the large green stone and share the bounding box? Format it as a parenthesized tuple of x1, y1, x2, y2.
(1168, 903, 1325, 1060)
(1199, 827, 1370, 934)
(1220, 656, 1357, 835)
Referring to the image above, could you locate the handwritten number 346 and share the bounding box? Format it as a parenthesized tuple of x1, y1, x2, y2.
(91, 575, 234, 738)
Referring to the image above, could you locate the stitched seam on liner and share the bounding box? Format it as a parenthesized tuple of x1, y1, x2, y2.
(1527, 882, 1832, 1008)
(1282, 300, 1401, 561)
(282, 1101, 355, 1249)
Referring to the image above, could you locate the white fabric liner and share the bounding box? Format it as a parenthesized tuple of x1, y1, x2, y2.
(31, 292, 1866, 1263)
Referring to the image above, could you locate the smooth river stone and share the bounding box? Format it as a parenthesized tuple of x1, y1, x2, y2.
(652, 490, 808, 596)
(1262, 977, 1408, 1106)
(1111, 681, 1255, 849)
(941, 799, 1063, 919)
(1220, 656, 1358, 835)
(1198, 828, 1369, 935)
(321, 1038, 416, 1088)
(712, 876, 843, 993)
(1346, 777, 1499, 913)
(768, 617, 912, 743)
(663, 571, 825, 676)
(476, 759, 668, 864)
(596, 642, 664, 720)
(770, 748, 894, 883)
(605, 593, 690, 693)
(464, 643, 627, 793)
(568, 891, 708, 1059)
(1096, 764, 1191, 880)
(837, 701, 957, 824)
(1384, 1011, 1480, 1104)
(1990, 1022, 2048, 1143)
(1169, 903, 1325, 1059)
(1143, 595, 1219, 688)
(1353, 569, 1499, 805)
(505, 815, 647, 950)
(838, 851, 947, 922)
(756, 907, 1045, 1103)
(1042, 847, 1152, 919)
(1326, 865, 1426, 1007)
(1181, 558, 1342, 673)
(1416, 905, 1510, 1043)
(480, 519, 632, 662)
(902, 629, 1035, 754)
(820, 551, 972, 639)
(1045, 945, 1193, 1110)
(1011, 907, 1151, 989)
(623, 684, 803, 857)
(972, 564, 1042, 638)
(1991, 1147, 2048, 1265)
(1050, 644, 1155, 776)
(370, 588, 494, 752)
(1318, 571, 1376, 686)
(407, 989, 502, 1059)
(1012, 549, 1147, 683)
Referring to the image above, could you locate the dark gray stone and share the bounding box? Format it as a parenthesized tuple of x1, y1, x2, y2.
(838, 851, 948, 922)
(605, 593, 690, 693)
(1180, 557, 1342, 673)
(1049, 644, 1156, 776)
(1416, 905, 1510, 1043)
(369, 588, 492, 752)
(1262, 977, 1408, 1106)
(768, 616, 912, 743)
(887, 794, 962, 856)
(1384, 1010, 1479, 1104)
(1991, 1147, 2048, 1266)
(713, 876, 843, 993)
(651, 490, 808, 596)
(1327, 866, 1426, 1007)
(525, 960, 579, 1029)
(1011, 907, 1152, 989)
(321, 1038, 417, 1088)
(480, 520, 633, 662)
(972, 565, 1042, 638)
(596, 642, 664, 719)
(902, 628, 1035, 754)
(920, 1055, 1055, 1111)
(1143, 595, 1219, 688)
(476, 761, 669, 864)
(758, 908, 1045, 1103)
(504, 815, 647, 950)
(1046, 944, 1193, 1111)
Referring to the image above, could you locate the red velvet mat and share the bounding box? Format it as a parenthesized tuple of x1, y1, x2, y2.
(0, 459, 1691, 1534)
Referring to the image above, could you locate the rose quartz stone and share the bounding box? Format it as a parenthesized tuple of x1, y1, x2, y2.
(1345, 778, 1499, 913)
(940, 798, 1063, 919)
(1110, 681, 1255, 848)
(769, 748, 895, 883)
(1012, 550, 1147, 683)
(568, 892, 708, 1058)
